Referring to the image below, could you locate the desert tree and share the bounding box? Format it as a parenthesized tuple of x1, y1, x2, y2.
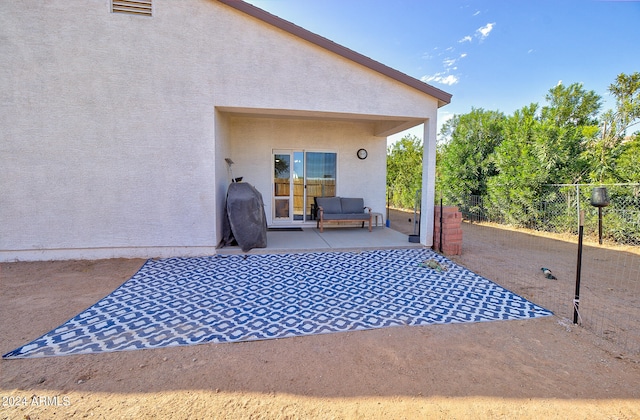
(585, 72, 640, 182)
(436, 108, 505, 206)
(386, 134, 423, 209)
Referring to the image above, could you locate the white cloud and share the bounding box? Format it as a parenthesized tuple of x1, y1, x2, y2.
(440, 75, 459, 85)
(421, 73, 459, 86)
(442, 52, 467, 69)
(473, 10, 480, 16)
(460, 22, 495, 45)
(475, 22, 495, 41)
(443, 58, 457, 68)
(421, 51, 467, 86)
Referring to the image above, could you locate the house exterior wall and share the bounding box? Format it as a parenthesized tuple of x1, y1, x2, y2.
(0, 0, 440, 261)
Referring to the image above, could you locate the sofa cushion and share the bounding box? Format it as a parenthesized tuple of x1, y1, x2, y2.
(316, 197, 342, 214)
(323, 213, 370, 220)
(340, 198, 364, 214)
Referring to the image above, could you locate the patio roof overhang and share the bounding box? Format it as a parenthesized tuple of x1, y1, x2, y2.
(216, 106, 425, 137)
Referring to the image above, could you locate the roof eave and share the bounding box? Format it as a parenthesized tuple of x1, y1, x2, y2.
(217, 0, 452, 108)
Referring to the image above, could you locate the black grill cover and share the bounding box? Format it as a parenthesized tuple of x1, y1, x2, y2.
(221, 182, 267, 252)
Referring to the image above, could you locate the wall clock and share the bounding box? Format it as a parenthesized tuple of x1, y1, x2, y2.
(357, 148, 368, 160)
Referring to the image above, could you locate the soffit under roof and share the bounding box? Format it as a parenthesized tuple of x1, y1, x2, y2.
(217, 106, 425, 137)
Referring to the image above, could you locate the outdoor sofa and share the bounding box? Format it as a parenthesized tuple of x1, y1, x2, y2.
(315, 197, 372, 233)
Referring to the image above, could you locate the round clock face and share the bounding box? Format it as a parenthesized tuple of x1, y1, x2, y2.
(357, 148, 368, 160)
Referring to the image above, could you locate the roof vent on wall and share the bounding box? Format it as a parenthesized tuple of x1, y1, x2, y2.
(112, 0, 152, 16)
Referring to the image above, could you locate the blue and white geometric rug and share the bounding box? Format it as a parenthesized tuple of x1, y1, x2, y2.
(3, 249, 552, 359)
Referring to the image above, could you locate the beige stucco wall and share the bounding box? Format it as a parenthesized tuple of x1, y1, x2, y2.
(0, 0, 439, 261)
(224, 116, 387, 225)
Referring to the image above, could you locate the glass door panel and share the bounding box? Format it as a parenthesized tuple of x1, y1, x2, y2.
(306, 152, 337, 221)
(273, 153, 291, 220)
(272, 151, 337, 223)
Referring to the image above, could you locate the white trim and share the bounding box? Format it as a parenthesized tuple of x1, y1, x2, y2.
(272, 149, 294, 223)
(270, 149, 338, 226)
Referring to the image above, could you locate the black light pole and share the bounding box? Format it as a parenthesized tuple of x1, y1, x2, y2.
(573, 211, 585, 324)
(598, 207, 603, 244)
(386, 188, 391, 228)
(439, 197, 443, 253)
(590, 187, 610, 245)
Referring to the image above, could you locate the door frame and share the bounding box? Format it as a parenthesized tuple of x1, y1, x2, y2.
(271, 149, 337, 225)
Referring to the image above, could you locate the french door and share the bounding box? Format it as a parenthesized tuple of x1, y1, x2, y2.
(272, 150, 336, 223)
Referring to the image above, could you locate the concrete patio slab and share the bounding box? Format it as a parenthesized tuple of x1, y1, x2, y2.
(217, 226, 422, 254)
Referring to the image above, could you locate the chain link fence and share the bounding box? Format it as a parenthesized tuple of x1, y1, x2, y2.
(458, 184, 640, 247)
(446, 183, 640, 354)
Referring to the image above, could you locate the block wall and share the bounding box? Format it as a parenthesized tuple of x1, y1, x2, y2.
(432, 206, 462, 255)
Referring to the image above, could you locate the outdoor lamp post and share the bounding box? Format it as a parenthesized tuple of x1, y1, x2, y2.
(590, 187, 610, 245)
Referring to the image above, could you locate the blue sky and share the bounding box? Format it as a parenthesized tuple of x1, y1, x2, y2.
(244, 0, 640, 143)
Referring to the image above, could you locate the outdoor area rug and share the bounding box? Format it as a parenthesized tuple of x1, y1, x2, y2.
(3, 248, 552, 359)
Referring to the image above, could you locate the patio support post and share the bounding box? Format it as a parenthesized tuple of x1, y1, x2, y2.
(421, 120, 436, 247)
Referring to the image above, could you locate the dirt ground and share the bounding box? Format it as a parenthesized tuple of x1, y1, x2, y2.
(1, 209, 639, 419)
